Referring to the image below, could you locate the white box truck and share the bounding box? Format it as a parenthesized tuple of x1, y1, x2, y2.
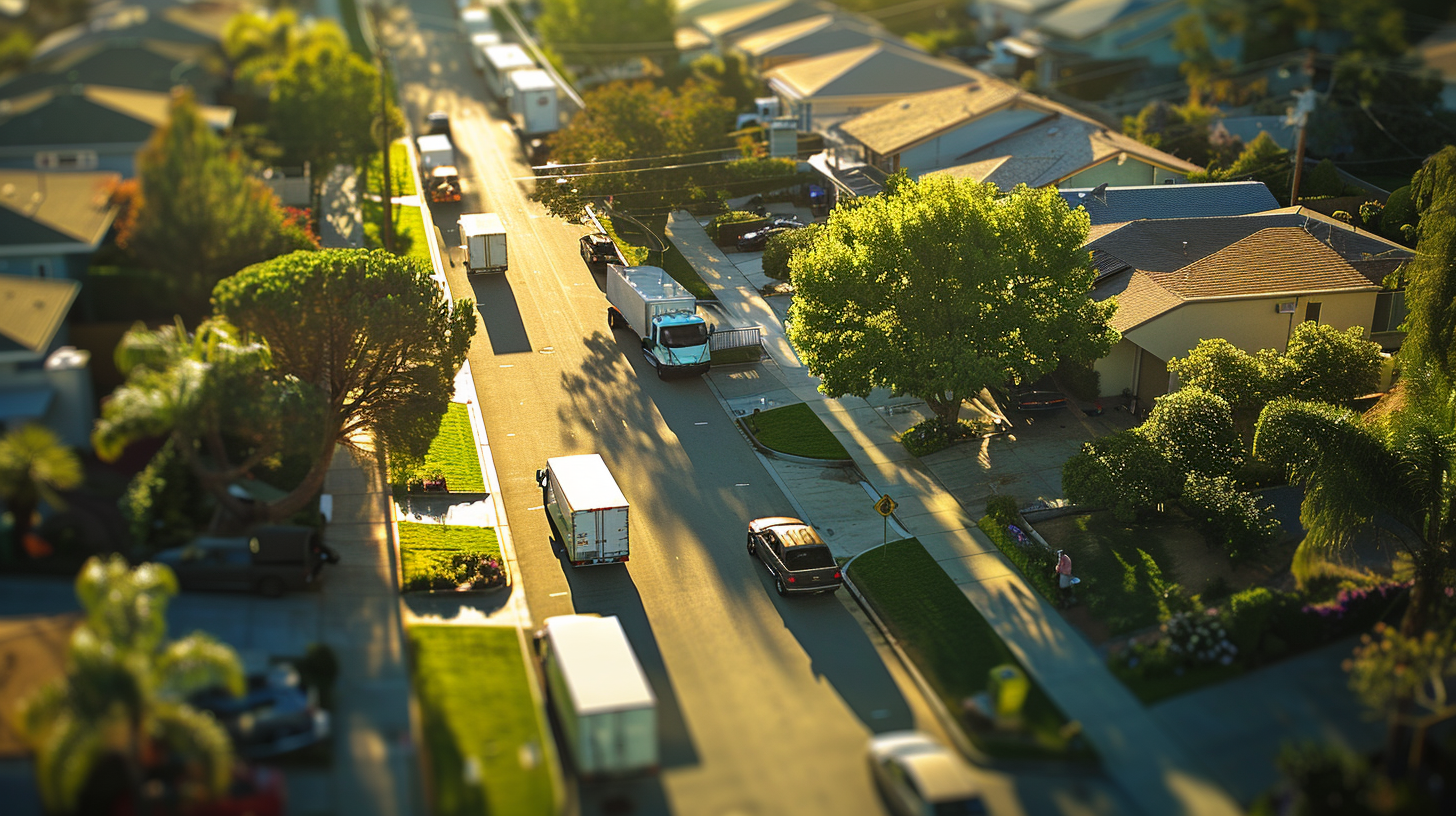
(459, 213, 507, 274)
(537, 614, 657, 778)
(482, 43, 535, 101)
(606, 264, 710, 378)
(508, 69, 559, 137)
(535, 454, 629, 567)
(416, 134, 455, 172)
(468, 30, 503, 70)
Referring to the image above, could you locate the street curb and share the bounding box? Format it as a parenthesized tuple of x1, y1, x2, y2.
(841, 550, 986, 765)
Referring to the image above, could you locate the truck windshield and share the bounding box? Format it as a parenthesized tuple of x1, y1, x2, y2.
(659, 323, 709, 348)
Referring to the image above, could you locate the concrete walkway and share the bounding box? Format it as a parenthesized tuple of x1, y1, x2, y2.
(666, 211, 1244, 816)
(319, 164, 365, 249)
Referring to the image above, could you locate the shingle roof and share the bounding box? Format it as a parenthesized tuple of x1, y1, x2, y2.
(836, 79, 1021, 155)
(0, 41, 220, 100)
(1059, 181, 1279, 224)
(0, 169, 120, 249)
(1038, 0, 1174, 40)
(765, 43, 984, 100)
(0, 85, 234, 148)
(932, 115, 1199, 187)
(1095, 228, 1380, 332)
(734, 13, 897, 61)
(696, 0, 831, 42)
(0, 273, 81, 352)
(32, 5, 222, 64)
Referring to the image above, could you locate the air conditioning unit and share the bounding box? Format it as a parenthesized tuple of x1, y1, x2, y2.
(1275, 301, 1297, 314)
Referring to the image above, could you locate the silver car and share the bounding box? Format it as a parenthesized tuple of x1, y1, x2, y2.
(868, 731, 987, 816)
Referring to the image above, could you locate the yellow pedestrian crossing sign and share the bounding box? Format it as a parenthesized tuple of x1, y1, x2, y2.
(874, 494, 897, 517)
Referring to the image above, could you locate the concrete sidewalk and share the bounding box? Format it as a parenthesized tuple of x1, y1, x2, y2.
(667, 211, 1244, 816)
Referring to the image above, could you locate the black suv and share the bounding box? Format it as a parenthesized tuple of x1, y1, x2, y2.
(747, 517, 842, 596)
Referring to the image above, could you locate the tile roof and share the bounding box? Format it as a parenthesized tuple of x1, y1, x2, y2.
(1095, 228, 1380, 332)
(931, 115, 1199, 188)
(836, 79, 1021, 155)
(765, 43, 984, 100)
(1059, 181, 1279, 224)
(0, 169, 120, 248)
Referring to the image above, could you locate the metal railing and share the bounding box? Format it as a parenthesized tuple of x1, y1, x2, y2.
(710, 326, 763, 352)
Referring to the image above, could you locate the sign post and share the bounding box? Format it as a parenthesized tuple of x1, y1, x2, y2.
(874, 494, 897, 560)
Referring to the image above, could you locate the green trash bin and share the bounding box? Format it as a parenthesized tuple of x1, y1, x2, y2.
(989, 664, 1029, 721)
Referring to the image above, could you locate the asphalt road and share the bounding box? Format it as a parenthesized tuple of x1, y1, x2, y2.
(380, 5, 910, 815)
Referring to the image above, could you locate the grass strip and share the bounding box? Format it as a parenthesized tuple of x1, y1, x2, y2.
(849, 538, 1094, 761)
(739, 402, 849, 460)
(604, 214, 713, 300)
(411, 626, 556, 816)
(391, 403, 486, 492)
(977, 517, 1058, 602)
(398, 522, 501, 591)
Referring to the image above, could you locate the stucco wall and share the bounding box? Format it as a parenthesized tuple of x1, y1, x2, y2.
(1094, 337, 1140, 397)
(1061, 157, 1177, 188)
(897, 109, 1045, 172)
(1123, 291, 1378, 364)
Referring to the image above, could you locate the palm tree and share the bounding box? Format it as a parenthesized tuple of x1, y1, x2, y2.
(18, 555, 243, 814)
(0, 424, 83, 561)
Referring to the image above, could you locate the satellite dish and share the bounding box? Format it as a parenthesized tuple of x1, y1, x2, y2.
(1090, 182, 1109, 204)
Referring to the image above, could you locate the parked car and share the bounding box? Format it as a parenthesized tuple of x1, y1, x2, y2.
(736, 218, 804, 251)
(425, 110, 452, 139)
(1010, 390, 1068, 412)
(869, 731, 987, 816)
(746, 516, 841, 596)
(579, 232, 617, 271)
(153, 525, 337, 597)
(190, 663, 331, 760)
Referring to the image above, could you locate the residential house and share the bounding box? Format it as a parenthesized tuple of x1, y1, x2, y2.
(676, 0, 767, 23)
(694, 0, 836, 51)
(764, 43, 987, 132)
(1086, 209, 1410, 404)
(0, 169, 119, 448)
(0, 40, 225, 102)
(733, 13, 901, 72)
(29, 2, 234, 66)
(1059, 181, 1279, 225)
(812, 81, 1198, 199)
(0, 84, 235, 176)
(975, 0, 1075, 39)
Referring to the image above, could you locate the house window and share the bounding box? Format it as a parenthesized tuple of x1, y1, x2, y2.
(35, 261, 49, 278)
(35, 150, 98, 170)
(1304, 301, 1322, 323)
(1372, 290, 1408, 333)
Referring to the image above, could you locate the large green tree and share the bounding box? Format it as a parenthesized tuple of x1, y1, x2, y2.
(268, 34, 387, 178)
(537, 0, 675, 69)
(0, 424, 82, 561)
(117, 91, 317, 322)
(19, 556, 243, 814)
(1398, 146, 1456, 387)
(211, 250, 476, 520)
(787, 175, 1117, 421)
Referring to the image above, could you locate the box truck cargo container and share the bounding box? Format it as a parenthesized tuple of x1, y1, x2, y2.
(459, 213, 507, 274)
(537, 615, 657, 778)
(535, 454, 629, 567)
(508, 68, 560, 137)
(606, 264, 710, 378)
(416, 134, 455, 172)
(482, 43, 535, 101)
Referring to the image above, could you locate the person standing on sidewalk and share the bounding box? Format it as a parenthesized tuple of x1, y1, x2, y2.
(1056, 550, 1074, 608)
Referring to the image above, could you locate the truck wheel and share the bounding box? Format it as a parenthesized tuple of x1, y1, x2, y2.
(746, 535, 756, 556)
(607, 308, 619, 329)
(775, 576, 788, 596)
(257, 576, 285, 598)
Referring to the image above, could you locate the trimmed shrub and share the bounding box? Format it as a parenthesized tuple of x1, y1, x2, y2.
(1061, 431, 1181, 521)
(709, 210, 764, 243)
(976, 516, 1058, 601)
(899, 416, 981, 456)
(1302, 581, 1410, 638)
(985, 495, 1019, 525)
(1221, 586, 1279, 658)
(402, 552, 505, 592)
(761, 223, 819, 280)
(1179, 473, 1282, 561)
(1161, 608, 1238, 668)
(1054, 359, 1101, 402)
(1381, 185, 1415, 244)
(1142, 387, 1242, 477)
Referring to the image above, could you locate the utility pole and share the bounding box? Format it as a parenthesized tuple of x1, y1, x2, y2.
(1286, 50, 1317, 207)
(378, 52, 395, 253)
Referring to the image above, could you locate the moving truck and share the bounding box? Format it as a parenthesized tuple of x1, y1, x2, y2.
(416, 134, 455, 172)
(482, 43, 535, 101)
(508, 69, 560, 137)
(537, 614, 658, 778)
(606, 264, 711, 378)
(535, 454, 629, 567)
(459, 213, 507, 274)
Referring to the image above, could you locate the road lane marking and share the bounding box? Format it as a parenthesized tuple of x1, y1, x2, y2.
(527, 505, 543, 510)
(694, 422, 708, 425)
(548, 591, 568, 597)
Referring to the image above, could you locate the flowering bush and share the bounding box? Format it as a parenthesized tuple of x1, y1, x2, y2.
(404, 553, 504, 592)
(1302, 581, 1409, 638)
(1162, 608, 1238, 668)
(900, 416, 981, 456)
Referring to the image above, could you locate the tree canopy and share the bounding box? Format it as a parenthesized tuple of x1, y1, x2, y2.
(537, 0, 675, 69)
(212, 250, 476, 519)
(1399, 146, 1456, 387)
(115, 90, 317, 322)
(269, 35, 387, 174)
(786, 174, 1118, 421)
(0, 424, 82, 560)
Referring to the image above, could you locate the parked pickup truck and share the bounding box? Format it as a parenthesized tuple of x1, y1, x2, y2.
(746, 516, 842, 596)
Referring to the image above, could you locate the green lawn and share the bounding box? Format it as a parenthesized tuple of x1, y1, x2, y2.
(410, 626, 557, 816)
(740, 402, 850, 460)
(392, 403, 486, 492)
(1032, 512, 1189, 637)
(398, 522, 501, 592)
(604, 213, 713, 299)
(849, 539, 1093, 760)
(362, 140, 430, 263)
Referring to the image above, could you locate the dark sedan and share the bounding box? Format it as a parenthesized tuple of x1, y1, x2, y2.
(153, 525, 338, 597)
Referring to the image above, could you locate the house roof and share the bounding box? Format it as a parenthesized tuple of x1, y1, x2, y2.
(836, 79, 1022, 156)
(0, 273, 82, 352)
(932, 115, 1200, 188)
(765, 43, 983, 100)
(1038, 0, 1175, 40)
(675, 25, 714, 52)
(1096, 228, 1380, 333)
(32, 4, 224, 64)
(980, 0, 1073, 14)
(696, 0, 831, 43)
(0, 41, 220, 100)
(676, 0, 766, 22)
(0, 169, 120, 249)
(0, 85, 235, 148)
(1415, 22, 1456, 81)
(734, 13, 897, 60)
(1059, 181, 1279, 225)
(1210, 115, 1297, 151)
